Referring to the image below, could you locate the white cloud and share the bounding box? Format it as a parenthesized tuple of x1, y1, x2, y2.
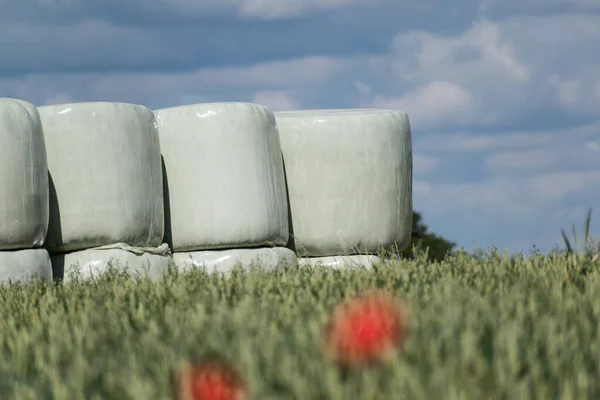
(371, 81, 474, 129)
(413, 154, 438, 173)
(528, 171, 592, 202)
(367, 14, 600, 131)
(0, 20, 161, 70)
(354, 80, 371, 97)
(483, 140, 600, 174)
(398, 12, 600, 253)
(158, 0, 371, 19)
(43, 92, 72, 105)
(411, 119, 600, 253)
(414, 122, 600, 153)
(387, 17, 531, 83)
(252, 90, 299, 111)
(478, 0, 600, 16)
(92, 56, 347, 99)
(195, 56, 347, 87)
(413, 181, 432, 195)
(455, 170, 600, 215)
(586, 141, 600, 152)
(546, 69, 600, 115)
(413, 121, 600, 236)
(22, 0, 369, 20)
(484, 149, 553, 171)
(414, 169, 600, 251)
(235, 0, 368, 19)
(415, 19, 530, 81)
(548, 75, 582, 108)
(0, 56, 347, 108)
(366, 19, 531, 130)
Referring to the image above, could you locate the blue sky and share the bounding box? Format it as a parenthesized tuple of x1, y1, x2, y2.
(3, 0, 599, 254)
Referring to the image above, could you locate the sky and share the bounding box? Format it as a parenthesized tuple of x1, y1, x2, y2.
(2, 0, 599, 255)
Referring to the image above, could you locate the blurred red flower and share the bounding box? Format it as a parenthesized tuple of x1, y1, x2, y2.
(171, 358, 248, 400)
(322, 290, 410, 367)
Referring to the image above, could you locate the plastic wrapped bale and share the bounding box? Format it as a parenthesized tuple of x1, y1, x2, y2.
(155, 102, 289, 252)
(298, 255, 381, 270)
(172, 247, 296, 276)
(53, 243, 172, 283)
(0, 98, 49, 250)
(0, 248, 53, 284)
(38, 102, 164, 253)
(274, 109, 412, 257)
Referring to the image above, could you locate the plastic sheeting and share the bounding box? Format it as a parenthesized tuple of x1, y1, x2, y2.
(0, 98, 49, 250)
(38, 102, 165, 253)
(155, 102, 289, 252)
(172, 247, 296, 275)
(298, 255, 381, 270)
(0, 248, 53, 284)
(53, 243, 172, 283)
(275, 109, 413, 257)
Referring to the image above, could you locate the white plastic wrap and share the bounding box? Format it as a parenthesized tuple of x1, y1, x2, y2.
(298, 255, 381, 270)
(53, 243, 172, 283)
(0, 98, 49, 250)
(155, 102, 289, 252)
(172, 247, 296, 275)
(275, 109, 413, 257)
(38, 102, 164, 253)
(0, 249, 53, 284)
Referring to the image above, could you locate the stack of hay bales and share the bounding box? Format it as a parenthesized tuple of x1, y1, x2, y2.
(155, 102, 296, 275)
(38, 102, 171, 283)
(274, 109, 413, 269)
(0, 98, 53, 283)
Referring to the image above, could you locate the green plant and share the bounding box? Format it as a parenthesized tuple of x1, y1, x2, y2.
(1, 249, 600, 399)
(561, 208, 599, 261)
(398, 211, 455, 263)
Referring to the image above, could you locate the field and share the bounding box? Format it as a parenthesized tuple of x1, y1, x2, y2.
(0, 248, 599, 399)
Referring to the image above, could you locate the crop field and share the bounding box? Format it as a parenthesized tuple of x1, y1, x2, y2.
(0, 248, 599, 399)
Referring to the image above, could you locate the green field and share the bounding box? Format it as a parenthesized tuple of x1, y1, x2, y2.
(0, 248, 599, 399)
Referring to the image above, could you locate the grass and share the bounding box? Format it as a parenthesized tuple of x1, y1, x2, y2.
(0, 245, 599, 399)
(561, 208, 599, 262)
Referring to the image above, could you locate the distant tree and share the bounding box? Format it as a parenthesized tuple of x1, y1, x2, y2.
(398, 210, 455, 262)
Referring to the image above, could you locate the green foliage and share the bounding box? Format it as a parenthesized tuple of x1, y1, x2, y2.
(399, 210, 456, 262)
(561, 208, 599, 262)
(1, 250, 599, 399)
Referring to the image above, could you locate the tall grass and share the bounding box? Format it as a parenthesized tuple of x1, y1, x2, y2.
(0, 246, 599, 399)
(561, 209, 599, 262)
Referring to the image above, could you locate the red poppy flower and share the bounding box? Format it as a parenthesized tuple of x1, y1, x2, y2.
(322, 290, 410, 367)
(171, 358, 248, 400)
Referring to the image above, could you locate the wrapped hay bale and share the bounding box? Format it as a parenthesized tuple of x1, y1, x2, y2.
(0, 98, 49, 250)
(54, 243, 171, 283)
(275, 109, 413, 257)
(298, 255, 381, 270)
(0, 248, 53, 284)
(155, 102, 289, 252)
(173, 247, 296, 276)
(38, 102, 164, 253)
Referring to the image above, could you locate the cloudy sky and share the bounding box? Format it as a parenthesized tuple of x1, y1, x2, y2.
(3, 0, 599, 254)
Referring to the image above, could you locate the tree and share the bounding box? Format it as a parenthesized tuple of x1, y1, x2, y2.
(399, 210, 455, 262)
